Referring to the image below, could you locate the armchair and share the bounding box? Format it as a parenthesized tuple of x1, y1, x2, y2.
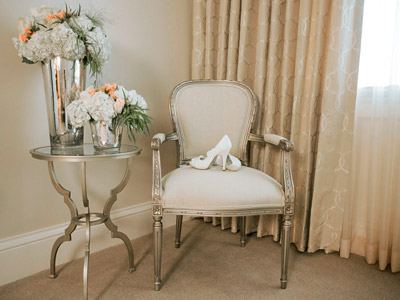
(151, 80, 294, 290)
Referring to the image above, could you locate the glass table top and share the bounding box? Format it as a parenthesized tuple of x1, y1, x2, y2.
(30, 144, 142, 162)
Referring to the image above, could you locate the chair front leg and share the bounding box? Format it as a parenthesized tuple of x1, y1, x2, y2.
(153, 216, 163, 291)
(280, 215, 292, 289)
(240, 216, 246, 248)
(175, 215, 183, 248)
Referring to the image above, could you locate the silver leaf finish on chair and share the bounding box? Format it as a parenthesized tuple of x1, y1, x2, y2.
(151, 80, 295, 291)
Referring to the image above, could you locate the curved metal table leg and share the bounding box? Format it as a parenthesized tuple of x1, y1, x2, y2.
(83, 211, 91, 300)
(48, 162, 78, 279)
(81, 162, 91, 300)
(103, 158, 135, 272)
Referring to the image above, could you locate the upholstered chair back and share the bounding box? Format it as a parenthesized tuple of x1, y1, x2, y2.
(170, 80, 257, 164)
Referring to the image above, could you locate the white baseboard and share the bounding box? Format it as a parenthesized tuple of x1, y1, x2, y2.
(0, 202, 177, 286)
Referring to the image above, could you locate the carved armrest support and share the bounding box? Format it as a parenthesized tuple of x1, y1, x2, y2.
(282, 151, 295, 216)
(249, 133, 294, 152)
(151, 132, 178, 216)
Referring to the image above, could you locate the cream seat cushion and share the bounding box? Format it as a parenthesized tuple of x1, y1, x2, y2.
(162, 166, 284, 211)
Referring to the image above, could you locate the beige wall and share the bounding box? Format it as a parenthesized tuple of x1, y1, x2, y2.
(0, 0, 191, 239)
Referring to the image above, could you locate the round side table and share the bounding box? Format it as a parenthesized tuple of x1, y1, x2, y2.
(30, 144, 142, 300)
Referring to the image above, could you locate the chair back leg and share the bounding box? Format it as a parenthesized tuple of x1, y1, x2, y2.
(153, 216, 163, 291)
(175, 215, 183, 248)
(280, 215, 292, 289)
(240, 216, 247, 247)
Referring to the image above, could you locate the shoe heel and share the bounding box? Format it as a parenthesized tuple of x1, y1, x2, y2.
(221, 153, 228, 171)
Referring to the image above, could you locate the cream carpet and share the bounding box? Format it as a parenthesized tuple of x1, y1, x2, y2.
(1, 219, 399, 300)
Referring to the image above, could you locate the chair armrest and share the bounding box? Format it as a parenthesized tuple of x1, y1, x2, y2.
(151, 132, 178, 217)
(249, 133, 294, 152)
(151, 132, 178, 150)
(249, 133, 295, 215)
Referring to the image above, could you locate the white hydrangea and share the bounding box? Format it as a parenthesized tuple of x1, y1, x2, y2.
(114, 86, 148, 110)
(66, 85, 151, 135)
(113, 86, 127, 101)
(86, 27, 111, 64)
(13, 6, 110, 70)
(49, 23, 86, 60)
(87, 91, 115, 122)
(29, 6, 54, 26)
(68, 15, 94, 33)
(67, 99, 90, 127)
(17, 16, 35, 33)
(13, 23, 87, 63)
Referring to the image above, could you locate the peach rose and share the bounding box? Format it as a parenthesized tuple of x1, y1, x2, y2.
(20, 34, 28, 43)
(46, 11, 65, 22)
(105, 84, 116, 92)
(114, 98, 125, 114)
(55, 12, 65, 20)
(109, 90, 116, 99)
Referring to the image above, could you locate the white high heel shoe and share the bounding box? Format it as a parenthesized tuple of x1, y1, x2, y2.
(192, 153, 241, 171)
(190, 135, 232, 170)
(214, 153, 241, 171)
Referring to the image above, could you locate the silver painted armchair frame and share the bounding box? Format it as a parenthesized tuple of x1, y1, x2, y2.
(151, 80, 295, 291)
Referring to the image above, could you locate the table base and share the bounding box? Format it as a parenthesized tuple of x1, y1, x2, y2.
(47, 159, 135, 299)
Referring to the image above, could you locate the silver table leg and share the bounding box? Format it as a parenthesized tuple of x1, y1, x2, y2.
(83, 211, 90, 299)
(48, 159, 135, 300)
(81, 162, 90, 300)
(103, 157, 135, 272)
(48, 162, 78, 279)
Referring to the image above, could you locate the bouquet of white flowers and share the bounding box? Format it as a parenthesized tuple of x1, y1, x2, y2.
(13, 5, 110, 77)
(67, 84, 152, 143)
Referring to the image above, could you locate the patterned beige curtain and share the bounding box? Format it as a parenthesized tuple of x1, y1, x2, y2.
(192, 0, 363, 252)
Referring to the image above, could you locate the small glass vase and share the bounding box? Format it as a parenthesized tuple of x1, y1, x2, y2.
(90, 121, 123, 150)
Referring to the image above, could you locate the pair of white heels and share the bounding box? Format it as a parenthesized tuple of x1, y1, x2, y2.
(190, 135, 241, 171)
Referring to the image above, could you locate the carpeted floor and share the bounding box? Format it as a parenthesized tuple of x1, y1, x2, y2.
(1, 219, 399, 300)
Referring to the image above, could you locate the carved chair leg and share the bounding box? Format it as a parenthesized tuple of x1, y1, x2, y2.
(277, 215, 283, 241)
(280, 215, 292, 289)
(240, 216, 246, 248)
(153, 216, 163, 291)
(175, 215, 183, 248)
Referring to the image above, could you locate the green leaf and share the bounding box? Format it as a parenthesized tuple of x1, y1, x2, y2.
(35, 22, 47, 29)
(22, 56, 35, 64)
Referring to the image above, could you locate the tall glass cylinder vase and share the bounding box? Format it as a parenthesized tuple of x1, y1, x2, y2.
(41, 57, 86, 148)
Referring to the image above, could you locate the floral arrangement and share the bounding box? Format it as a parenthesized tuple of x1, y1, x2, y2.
(67, 84, 152, 142)
(13, 5, 110, 77)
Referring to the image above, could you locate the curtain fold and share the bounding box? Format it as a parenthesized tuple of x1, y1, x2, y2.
(191, 0, 363, 252)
